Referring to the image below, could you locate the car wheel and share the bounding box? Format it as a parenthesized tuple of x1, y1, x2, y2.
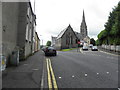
(45, 53, 47, 56)
(54, 53, 57, 56)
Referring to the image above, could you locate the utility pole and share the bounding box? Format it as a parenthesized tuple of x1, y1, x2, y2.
(34, 0, 35, 13)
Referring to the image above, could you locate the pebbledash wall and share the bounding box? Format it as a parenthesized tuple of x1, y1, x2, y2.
(2, 2, 19, 65)
(17, 2, 34, 60)
(2, 2, 39, 66)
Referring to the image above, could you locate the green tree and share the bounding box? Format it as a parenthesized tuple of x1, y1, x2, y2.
(97, 1, 120, 45)
(46, 41, 51, 46)
(95, 39, 99, 46)
(90, 38, 96, 46)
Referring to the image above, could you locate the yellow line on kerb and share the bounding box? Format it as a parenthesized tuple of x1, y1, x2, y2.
(48, 59, 58, 90)
(46, 59, 52, 90)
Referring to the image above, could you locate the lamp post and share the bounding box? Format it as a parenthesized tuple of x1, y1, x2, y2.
(40, 35, 43, 48)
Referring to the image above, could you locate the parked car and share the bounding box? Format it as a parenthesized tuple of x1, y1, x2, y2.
(42, 46, 47, 52)
(82, 46, 88, 51)
(89, 44, 93, 48)
(44, 46, 57, 56)
(91, 46, 98, 51)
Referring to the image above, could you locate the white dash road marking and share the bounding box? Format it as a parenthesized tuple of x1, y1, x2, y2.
(32, 69, 39, 71)
(97, 73, 99, 75)
(72, 75, 75, 78)
(85, 74, 87, 77)
(59, 77, 62, 79)
(106, 72, 109, 74)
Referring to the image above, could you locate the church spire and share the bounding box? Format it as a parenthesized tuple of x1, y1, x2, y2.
(80, 10, 88, 39)
(82, 10, 85, 22)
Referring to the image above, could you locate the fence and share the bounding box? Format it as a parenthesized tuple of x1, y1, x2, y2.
(101, 45, 120, 52)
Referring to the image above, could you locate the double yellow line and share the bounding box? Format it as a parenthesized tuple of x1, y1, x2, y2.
(46, 58, 58, 90)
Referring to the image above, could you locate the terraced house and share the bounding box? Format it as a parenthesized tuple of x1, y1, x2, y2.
(1, 1, 40, 66)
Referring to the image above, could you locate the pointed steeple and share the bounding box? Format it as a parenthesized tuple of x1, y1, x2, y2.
(80, 10, 88, 39)
(82, 10, 86, 24)
(82, 10, 85, 22)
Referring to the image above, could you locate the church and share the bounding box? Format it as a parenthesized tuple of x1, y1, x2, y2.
(51, 10, 90, 50)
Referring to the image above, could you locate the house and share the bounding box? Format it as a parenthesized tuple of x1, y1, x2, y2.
(2, 2, 20, 65)
(35, 32, 40, 52)
(51, 36, 57, 47)
(1, 1, 38, 66)
(55, 24, 78, 50)
(17, 2, 36, 60)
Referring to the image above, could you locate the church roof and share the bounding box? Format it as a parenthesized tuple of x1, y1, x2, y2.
(57, 28, 67, 39)
(74, 32, 82, 39)
(57, 24, 74, 39)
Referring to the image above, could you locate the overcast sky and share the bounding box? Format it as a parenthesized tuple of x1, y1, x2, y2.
(30, 0, 119, 45)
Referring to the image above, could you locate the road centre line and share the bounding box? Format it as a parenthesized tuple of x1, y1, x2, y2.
(46, 58, 58, 90)
(46, 58, 52, 89)
(48, 59, 58, 89)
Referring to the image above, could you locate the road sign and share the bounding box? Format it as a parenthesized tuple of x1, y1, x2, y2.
(78, 41, 80, 44)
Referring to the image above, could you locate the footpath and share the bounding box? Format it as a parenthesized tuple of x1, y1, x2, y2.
(2, 50, 45, 89)
(98, 46, 120, 56)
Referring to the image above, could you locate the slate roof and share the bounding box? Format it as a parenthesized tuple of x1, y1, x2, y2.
(74, 31, 82, 40)
(57, 28, 67, 39)
(56, 25, 80, 40)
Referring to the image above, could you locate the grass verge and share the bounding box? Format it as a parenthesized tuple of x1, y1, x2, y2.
(61, 48, 76, 51)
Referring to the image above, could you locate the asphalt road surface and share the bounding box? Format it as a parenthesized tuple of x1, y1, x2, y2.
(2, 49, 119, 89)
(43, 49, 118, 89)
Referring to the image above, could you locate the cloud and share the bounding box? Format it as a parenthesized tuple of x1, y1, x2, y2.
(30, 0, 119, 44)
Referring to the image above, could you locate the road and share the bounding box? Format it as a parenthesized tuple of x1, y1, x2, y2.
(43, 48, 118, 89)
(2, 49, 119, 89)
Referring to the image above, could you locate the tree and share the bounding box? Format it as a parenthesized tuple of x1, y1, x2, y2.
(97, 1, 120, 45)
(46, 41, 51, 46)
(90, 38, 96, 46)
(96, 39, 100, 46)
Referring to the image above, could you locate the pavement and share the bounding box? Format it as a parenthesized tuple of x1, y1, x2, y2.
(98, 46, 120, 55)
(2, 50, 45, 89)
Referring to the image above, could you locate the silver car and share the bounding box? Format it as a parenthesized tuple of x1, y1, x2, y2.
(91, 46, 98, 51)
(82, 46, 88, 51)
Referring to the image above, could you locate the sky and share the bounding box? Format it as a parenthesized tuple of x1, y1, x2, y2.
(30, 0, 119, 45)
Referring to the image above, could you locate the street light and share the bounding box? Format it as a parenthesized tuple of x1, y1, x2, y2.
(40, 35, 43, 47)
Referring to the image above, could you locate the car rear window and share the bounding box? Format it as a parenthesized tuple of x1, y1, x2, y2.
(48, 47, 54, 49)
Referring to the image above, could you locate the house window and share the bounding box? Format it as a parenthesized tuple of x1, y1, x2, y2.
(66, 35, 68, 45)
(30, 14, 32, 22)
(71, 36, 73, 44)
(26, 24, 29, 41)
(27, 7, 30, 17)
(29, 28, 32, 42)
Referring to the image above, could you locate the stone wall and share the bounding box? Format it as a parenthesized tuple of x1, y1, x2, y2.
(101, 44, 120, 52)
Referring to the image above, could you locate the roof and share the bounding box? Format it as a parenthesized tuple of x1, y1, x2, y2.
(74, 31, 82, 39)
(56, 24, 79, 40)
(57, 28, 67, 39)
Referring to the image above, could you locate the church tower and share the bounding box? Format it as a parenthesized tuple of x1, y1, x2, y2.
(80, 10, 88, 39)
